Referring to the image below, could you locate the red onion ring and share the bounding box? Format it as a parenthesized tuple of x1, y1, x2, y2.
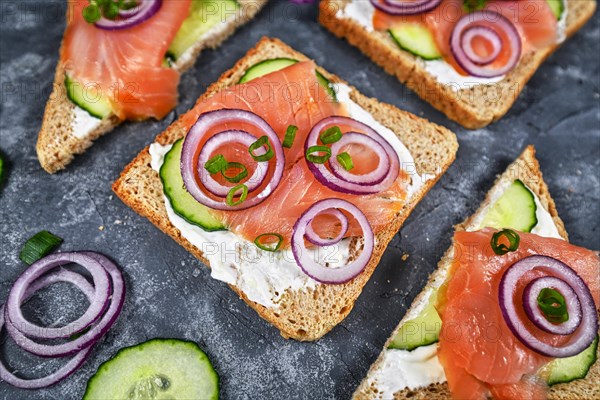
(197, 130, 268, 197)
(499, 255, 598, 358)
(461, 26, 503, 65)
(5, 252, 111, 340)
(292, 199, 374, 284)
(523, 276, 583, 336)
(0, 269, 96, 389)
(450, 11, 522, 78)
(181, 109, 285, 211)
(304, 208, 349, 247)
(5, 252, 126, 358)
(370, 0, 443, 16)
(305, 116, 399, 194)
(329, 132, 390, 185)
(95, 0, 162, 30)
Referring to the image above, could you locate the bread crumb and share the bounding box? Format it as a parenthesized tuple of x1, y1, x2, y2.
(114, 219, 123, 225)
(98, 225, 105, 231)
(402, 253, 409, 261)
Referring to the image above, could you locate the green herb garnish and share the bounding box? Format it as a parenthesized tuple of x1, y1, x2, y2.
(491, 228, 520, 255)
(336, 152, 354, 171)
(306, 145, 332, 164)
(538, 287, 569, 324)
(254, 233, 284, 252)
(463, 0, 488, 12)
(320, 126, 342, 144)
(221, 162, 248, 183)
(248, 136, 274, 162)
(283, 125, 298, 149)
(83, 0, 139, 24)
(226, 184, 248, 206)
(204, 154, 227, 175)
(19, 231, 63, 265)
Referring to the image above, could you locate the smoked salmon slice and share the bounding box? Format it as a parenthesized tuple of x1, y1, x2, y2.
(437, 229, 600, 399)
(179, 61, 409, 246)
(62, 0, 191, 120)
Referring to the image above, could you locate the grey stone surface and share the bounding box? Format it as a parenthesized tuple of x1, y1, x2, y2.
(0, 1, 598, 399)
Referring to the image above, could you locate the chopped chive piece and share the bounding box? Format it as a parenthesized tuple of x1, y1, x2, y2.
(320, 126, 342, 144)
(248, 136, 274, 162)
(336, 152, 354, 171)
(19, 231, 63, 265)
(204, 154, 227, 174)
(283, 125, 298, 149)
(226, 184, 248, 206)
(254, 233, 284, 252)
(537, 288, 569, 324)
(221, 162, 248, 183)
(306, 145, 332, 164)
(490, 228, 520, 255)
(83, 4, 101, 23)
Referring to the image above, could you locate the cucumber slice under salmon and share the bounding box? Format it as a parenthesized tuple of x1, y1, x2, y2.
(479, 179, 538, 232)
(160, 139, 226, 231)
(167, 0, 239, 61)
(65, 75, 112, 119)
(544, 336, 598, 386)
(388, 291, 441, 351)
(389, 23, 441, 61)
(83, 339, 219, 400)
(547, 0, 565, 20)
(238, 58, 338, 101)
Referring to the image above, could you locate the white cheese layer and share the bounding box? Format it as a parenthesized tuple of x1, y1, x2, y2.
(340, 0, 568, 90)
(150, 84, 424, 309)
(71, 107, 102, 140)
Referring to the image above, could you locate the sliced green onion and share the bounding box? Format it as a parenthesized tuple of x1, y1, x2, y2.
(336, 152, 354, 171)
(83, 4, 101, 23)
(283, 125, 298, 149)
(221, 162, 248, 183)
(306, 145, 332, 164)
(254, 233, 284, 252)
(248, 136, 274, 162)
(320, 126, 342, 144)
(537, 287, 569, 324)
(226, 184, 248, 206)
(204, 154, 227, 175)
(19, 231, 63, 265)
(491, 229, 520, 255)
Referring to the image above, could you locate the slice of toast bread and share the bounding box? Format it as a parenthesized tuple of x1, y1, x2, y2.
(36, 0, 267, 174)
(353, 145, 600, 400)
(112, 37, 459, 341)
(319, 0, 597, 129)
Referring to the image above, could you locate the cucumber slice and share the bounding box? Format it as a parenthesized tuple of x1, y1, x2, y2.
(65, 75, 112, 119)
(389, 23, 441, 61)
(160, 139, 226, 232)
(238, 58, 338, 100)
(83, 339, 219, 400)
(388, 292, 442, 351)
(544, 336, 598, 385)
(167, 0, 239, 61)
(547, 0, 565, 20)
(479, 180, 538, 232)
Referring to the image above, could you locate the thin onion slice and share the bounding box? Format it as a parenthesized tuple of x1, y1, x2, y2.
(499, 255, 598, 358)
(0, 269, 96, 389)
(181, 109, 285, 211)
(523, 276, 582, 336)
(95, 0, 162, 30)
(329, 132, 390, 185)
(5, 253, 111, 340)
(370, 0, 443, 16)
(292, 199, 374, 284)
(450, 11, 522, 78)
(197, 130, 268, 196)
(305, 116, 399, 194)
(304, 208, 349, 247)
(5, 252, 126, 358)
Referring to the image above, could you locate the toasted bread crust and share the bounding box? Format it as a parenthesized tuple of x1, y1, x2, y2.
(319, 0, 597, 129)
(36, 0, 267, 174)
(113, 37, 458, 341)
(353, 146, 599, 400)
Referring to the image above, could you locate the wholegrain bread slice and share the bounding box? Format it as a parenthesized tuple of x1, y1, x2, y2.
(112, 37, 458, 341)
(36, 0, 267, 174)
(319, 0, 597, 129)
(353, 145, 600, 400)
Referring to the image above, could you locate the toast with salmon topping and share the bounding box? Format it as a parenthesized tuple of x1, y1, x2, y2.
(112, 37, 458, 341)
(354, 146, 600, 399)
(319, 0, 597, 129)
(37, 0, 267, 173)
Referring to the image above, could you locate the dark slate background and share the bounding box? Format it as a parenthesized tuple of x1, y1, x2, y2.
(1, 1, 598, 399)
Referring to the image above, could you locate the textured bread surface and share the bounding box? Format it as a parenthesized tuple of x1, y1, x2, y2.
(36, 0, 267, 173)
(113, 37, 458, 341)
(353, 146, 600, 400)
(319, 0, 597, 129)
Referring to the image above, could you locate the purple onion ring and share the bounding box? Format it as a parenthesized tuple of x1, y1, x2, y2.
(329, 132, 390, 185)
(304, 208, 349, 247)
(95, 0, 162, 31)
(370, 0, 443, 16)
(461, 26, 503, 65)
